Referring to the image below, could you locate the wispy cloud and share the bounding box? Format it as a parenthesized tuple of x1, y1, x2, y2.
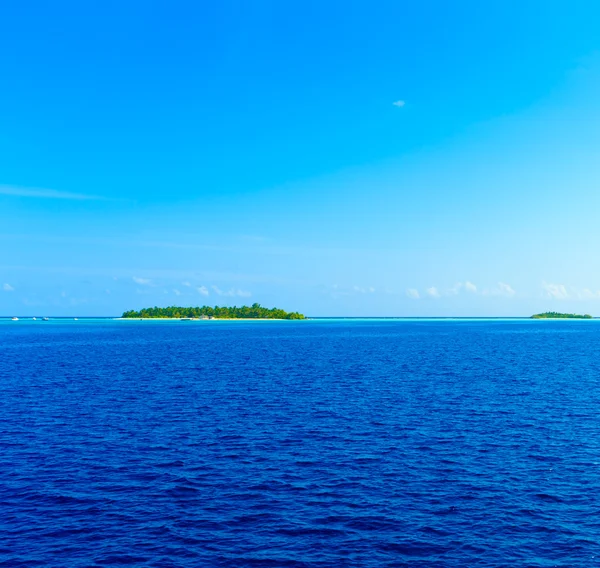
(482, 282, 516, 297)
(197, 286, 209, 296)
(408, 281, 478, 299)
(325, 284, 350, 299)
(2, 283, 14, 292)
(408, 281, 514, 299)
(132, 277, 153, 286)
(406, 288, 420, 299)
(352, 285, 376, 294)
(426, 286, 440, 298)
(542, 282, 569, 300)
(447, 281, 479, 296)
(172, 289, 182, 296)
(181, 281, 191, 287)
(579, 288, 600, 299)
(212, 285, 251, 298)
(0, 184, 106, 201)
(543, 283, 600, 300)
(325, 283, 378, 299)
(447, 282, 463, 296)
(392, 100, 406, 108)
(498, 282, 516, 297)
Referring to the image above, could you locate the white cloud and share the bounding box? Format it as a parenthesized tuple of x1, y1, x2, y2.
(580, 288, 600, 299)
(352, 285, 375, 294)
(481, 282, 516, 297)
(173, 289, 181, 296)
(326, 283, 351, 299)
(182, 281, 191, 287)
(447, 282, 463, 295)
(211, 285, 251, 298)
(2, 283, 14, 292)
(542, 282, 569, 300)
(132, 277, 152, 286)
(406, 281, 477, 298)
(498, 282, 516, 297)
(444, 281, 477, 296)
(426, 286, 440, 298)
(197, 286, 209, 296)
(405, 281, 478, 298)
(541, 286, 600, 300)
(392, 100, 406, 107)
(0, 184, 105, 200)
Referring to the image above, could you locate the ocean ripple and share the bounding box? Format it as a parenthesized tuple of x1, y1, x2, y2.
(1, 319, 600, 566)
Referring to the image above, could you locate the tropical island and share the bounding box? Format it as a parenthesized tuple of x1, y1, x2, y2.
(121, 303, 305, 320)
(531, 312, 592, 319)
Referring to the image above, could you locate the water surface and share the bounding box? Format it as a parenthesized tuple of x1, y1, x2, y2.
(1, 319, 599, 566)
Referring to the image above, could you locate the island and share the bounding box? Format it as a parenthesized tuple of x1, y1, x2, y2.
(531, 312, 592, 319)
(121, 303, 305, 320)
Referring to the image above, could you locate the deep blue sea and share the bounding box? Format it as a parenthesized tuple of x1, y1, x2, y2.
(1, 319, 600, 567)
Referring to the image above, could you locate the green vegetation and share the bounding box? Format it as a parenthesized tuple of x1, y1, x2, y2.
(122, 303, 305, 320)
(531, 312, 592, 319)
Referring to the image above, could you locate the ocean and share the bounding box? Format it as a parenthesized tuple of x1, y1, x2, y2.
(1, 318, 599, 566)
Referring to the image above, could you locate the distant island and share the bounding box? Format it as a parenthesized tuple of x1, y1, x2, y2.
(531, 312, 592, 319)
(122, 303, 305, 320)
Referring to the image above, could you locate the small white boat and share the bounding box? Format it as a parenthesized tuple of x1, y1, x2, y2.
(11, 317, 18, 321)
(32, 317, 37, 321)
(74, 318, 78, 321)
(42, 317, 49, 321)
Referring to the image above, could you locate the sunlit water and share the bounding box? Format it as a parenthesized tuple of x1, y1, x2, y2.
(1, 319, 599, 566)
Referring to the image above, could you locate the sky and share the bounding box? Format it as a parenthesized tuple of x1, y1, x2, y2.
(2, 0, 600, 316)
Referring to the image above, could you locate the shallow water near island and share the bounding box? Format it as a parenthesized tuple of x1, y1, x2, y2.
(1, 318, 600, 566)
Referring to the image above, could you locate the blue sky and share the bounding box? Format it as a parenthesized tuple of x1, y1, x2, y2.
(2, 0, 600, 316)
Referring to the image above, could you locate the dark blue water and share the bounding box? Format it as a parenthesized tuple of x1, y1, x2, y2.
(1, 319, 600, 567)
